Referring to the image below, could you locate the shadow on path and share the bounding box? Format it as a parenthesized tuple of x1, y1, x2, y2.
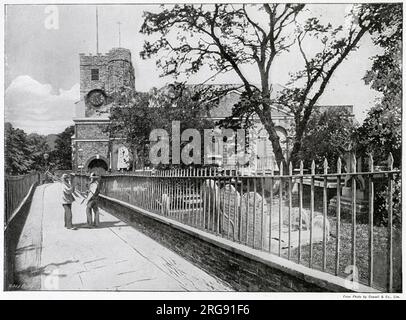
(16, 259, 79, 278)
(73, 221, 125, 229)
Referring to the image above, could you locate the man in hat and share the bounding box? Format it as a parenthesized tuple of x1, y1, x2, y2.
(61, 173, 77, 229)
(85, 172, 101, 227)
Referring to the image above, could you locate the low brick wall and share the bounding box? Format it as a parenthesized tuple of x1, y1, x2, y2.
(4, 182, 38, 290)
(99, 195, 379, 293)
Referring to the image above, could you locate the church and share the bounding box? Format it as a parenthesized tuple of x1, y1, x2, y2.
(70, 45, 295, 175)
(71, 45, 354, 175)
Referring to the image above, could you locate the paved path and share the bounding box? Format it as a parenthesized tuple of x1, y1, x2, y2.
(14, 183, 232, 291)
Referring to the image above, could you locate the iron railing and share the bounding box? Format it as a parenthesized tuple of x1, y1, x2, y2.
(74, 154, 401, 292)
(4, 172, 40, 225)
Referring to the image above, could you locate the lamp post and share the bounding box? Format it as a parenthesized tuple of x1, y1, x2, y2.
(43, 153, 49, 169)
(78, 148, 84, 192)
(43, 153, 49, 183)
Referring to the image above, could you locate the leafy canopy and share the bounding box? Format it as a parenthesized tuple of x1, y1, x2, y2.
(140, 4, 382, 167)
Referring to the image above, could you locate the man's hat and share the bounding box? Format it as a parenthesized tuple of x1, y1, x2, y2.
(89, 172, 100, 180)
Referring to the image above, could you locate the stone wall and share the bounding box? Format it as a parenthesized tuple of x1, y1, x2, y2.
(80, 48, 135, 107)
(106, 60, 135, 94)
(79, 53, 109, 100)
(76, 123, 109, 140)
(75, 141, 109, 170)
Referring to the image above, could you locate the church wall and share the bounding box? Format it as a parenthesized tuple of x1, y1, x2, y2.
(80, 48, 135, 104)
(209, 91, 241, 118)
(79, 54, 109, 100)
(75, 123, 109, 140)
(75, 141, 109, 171)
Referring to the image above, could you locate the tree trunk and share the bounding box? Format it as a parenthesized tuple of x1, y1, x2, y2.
(132, 146, 137, 171)
(257, 107, 287, 172)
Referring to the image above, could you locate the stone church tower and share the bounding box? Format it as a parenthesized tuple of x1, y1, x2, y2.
(72, 47, 135, 175)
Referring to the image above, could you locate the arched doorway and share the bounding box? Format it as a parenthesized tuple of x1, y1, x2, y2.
(87, 158, 108, 175)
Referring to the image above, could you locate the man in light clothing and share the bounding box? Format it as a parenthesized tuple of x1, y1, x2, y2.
(61, 173, 77, 229)
(85, 172, 101, 227)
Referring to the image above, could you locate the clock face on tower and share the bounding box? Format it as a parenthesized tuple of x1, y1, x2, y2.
(88, 90, 106, 108)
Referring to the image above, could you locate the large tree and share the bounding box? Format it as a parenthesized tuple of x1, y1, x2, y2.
(5, 123, 34, 175)
(27, 133, 52, 171)
(109, 84, 216, 169)
(354, 3, 402, 226)
(50, 125, 75, 170)
(140, 4, 382, 168)
(355, 3, 402, 168)
(299, 108, 357, 172)
(109, 91, 157, 169)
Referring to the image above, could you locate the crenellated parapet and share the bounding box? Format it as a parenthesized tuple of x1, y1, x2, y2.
(106, 47, 132, 63)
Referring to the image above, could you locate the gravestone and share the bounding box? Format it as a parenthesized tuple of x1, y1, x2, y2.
(240, 192, 270, 249)
(202, 179, 221, 231)
(283, 208, 311, 231)
(220, 184, 241, 238)
(281, 208, 329, 241)
(313, 214, 330, 241)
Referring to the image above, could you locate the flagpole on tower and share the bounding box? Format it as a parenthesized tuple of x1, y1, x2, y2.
(96, 6, 99, 54)
(117, 22, 121, 47)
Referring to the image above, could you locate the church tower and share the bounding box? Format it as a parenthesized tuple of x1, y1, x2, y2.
(72, 47, 136, 174)
(79, 48, 135, 117)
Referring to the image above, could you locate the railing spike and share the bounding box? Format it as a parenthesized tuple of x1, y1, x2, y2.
(289, 162, 293, 176)
(388, 152, 394, 170)
(368, 153, 374, 172)
(351, 152, 357, 173)
(323, 157, 328, 174)
(299, 160, 304, 175)
(337, 157, 342, 174)
(279, 161, 284, 175)
(311, 160, 315, 175)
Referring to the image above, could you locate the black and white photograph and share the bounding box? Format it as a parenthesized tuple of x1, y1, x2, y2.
(1, 1, 403, 298)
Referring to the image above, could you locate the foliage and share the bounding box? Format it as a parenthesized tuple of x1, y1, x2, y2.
(5, 123, 35, 175)
(108, 84, 216, 169)
(354, 3, 402, 227)
(356, 106, 401, 168)
(26, 133, 52, 171)
(5, 123, 75, 175)
(50, 125, 75, 170)
(374, 177, 401, 227)
(355, 3, 402, 168)
(140, 4, 385, 167)
(109, 91, 157, 169)
(298, 108, 357, 172)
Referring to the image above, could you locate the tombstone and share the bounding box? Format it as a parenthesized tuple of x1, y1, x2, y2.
(240, 192, 270, 249)
(329, 153, 369, 218)
(313, 214, 330, 242)
(284, 207, 311, 231)
(202, 179, 221, 231)
(220, 184, 241, 238)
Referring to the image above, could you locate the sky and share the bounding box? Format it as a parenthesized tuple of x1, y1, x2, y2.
(4, 3, 382, 135)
